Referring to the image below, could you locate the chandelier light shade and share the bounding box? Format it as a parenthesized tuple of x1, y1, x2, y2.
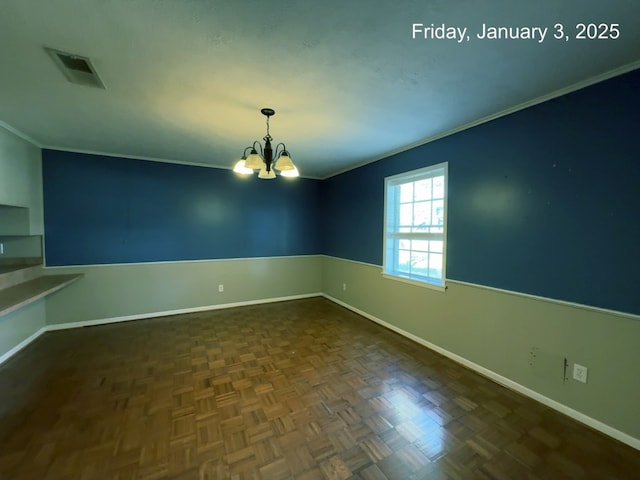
(233, 108, 299, 179)
(280, 167, 299, 177)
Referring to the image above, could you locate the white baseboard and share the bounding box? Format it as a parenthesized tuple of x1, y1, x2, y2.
(0, 326, 48, 365)
(3, 292, 637, 450)
(46, 293, 323, 331)
(322, 294, 640, 451)
(1, 293, 322, 361)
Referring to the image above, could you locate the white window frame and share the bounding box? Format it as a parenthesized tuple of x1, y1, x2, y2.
(383, 162, 448, 291)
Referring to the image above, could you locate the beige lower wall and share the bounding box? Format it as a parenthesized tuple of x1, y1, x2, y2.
(0, 299, 46, 360)
(45, 255, 322, 325)
(6, 253, 638, 447)
(321, 255, 640, 444)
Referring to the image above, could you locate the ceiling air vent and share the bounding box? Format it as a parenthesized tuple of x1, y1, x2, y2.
(45, 47, 106, 89)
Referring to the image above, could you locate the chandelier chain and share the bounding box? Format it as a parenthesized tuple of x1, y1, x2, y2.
(264, 116, 272, 142)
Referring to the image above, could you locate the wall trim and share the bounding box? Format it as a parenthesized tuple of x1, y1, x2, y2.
(45, 146, 234, 172)
(2, 290, 638, 449)
(322, 255, 640, 321)
(321, 254, 380, 269)
(4, 62, 639, 184)
(45, 293, 322, 331)
(44, 254, 322, 269)
(0, 293, 321, 365)
(0, 121, 43, 148)
(322, 293, 640, 451)
(0, 326, 47, 366)
(446, 278, 640, 322)
(322, 60, 640, 180)
(42, 147, 321, 180)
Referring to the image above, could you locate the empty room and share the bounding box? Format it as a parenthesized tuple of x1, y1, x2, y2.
(1, 1, 639, 479)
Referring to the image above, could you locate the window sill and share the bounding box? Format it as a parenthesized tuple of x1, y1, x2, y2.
(381, 272, 447, 292)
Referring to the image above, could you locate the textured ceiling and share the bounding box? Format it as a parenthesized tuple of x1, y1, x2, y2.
(1, 0, 639, 178)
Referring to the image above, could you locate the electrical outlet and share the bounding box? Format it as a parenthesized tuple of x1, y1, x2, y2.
(573, 363, 588, 383)
(0, 242, 3, 255)
(342, 283, 347, 291)
(218, 284, 224, 293)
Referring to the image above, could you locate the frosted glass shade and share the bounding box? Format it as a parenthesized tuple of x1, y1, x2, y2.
(244, 150, 264, 170)
(280, 167, 299, 177)
(274, 152, 295, 171)
(258, 166, 276, 179)
(233, 159, 253, 175)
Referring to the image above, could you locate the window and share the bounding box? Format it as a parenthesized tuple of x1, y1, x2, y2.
(383, 162, 447, 290)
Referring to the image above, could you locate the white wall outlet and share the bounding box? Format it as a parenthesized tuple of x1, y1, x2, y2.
(0, 242, 3, 255)
(342, 283, 347, 291)
(573, 363, 588, 383)
(218, 284, 224, 293)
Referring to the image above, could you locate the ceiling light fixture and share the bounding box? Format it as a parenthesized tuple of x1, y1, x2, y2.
(233, 108, 298, 179)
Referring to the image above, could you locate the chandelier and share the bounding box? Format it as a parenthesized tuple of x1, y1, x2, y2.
(233, 108, 299, 179)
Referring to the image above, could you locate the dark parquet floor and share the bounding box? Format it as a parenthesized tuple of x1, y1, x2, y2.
(0, 298, 638, 479)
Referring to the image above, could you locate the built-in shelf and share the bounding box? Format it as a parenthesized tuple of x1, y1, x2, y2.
(0, 203, 75, 317)
(0, 257, 43, 267)
(0, 263, 42, 290)
(0, 273, 83, 318)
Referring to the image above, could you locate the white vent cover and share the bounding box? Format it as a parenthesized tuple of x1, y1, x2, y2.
(45, 47, 106, 89)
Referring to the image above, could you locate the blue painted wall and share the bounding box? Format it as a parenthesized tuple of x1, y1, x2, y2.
(41, 69, 639, 313)
(321, 68, 640, 315)
(43, 150, 320, 265)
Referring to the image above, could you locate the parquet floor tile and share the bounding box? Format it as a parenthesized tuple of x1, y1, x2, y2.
(0, 298, 638, 479)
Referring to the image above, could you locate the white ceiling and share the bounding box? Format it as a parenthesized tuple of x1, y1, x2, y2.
(1, 0, 639, 179)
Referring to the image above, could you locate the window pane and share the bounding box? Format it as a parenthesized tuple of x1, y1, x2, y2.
(412, 239, 429, 252)
(384, 162, 447, 288)
(413, 201, 430, 231)
(432, 200, 444, 226)
(433, 176, 445, 199)
(411, 252, 428, 276)
(414, 179, 432, 201)
(429, 253, 442, 277)
(398, 250, 411, 273)
(400, 183, 413, 203)
(400, 203, 413, 226)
